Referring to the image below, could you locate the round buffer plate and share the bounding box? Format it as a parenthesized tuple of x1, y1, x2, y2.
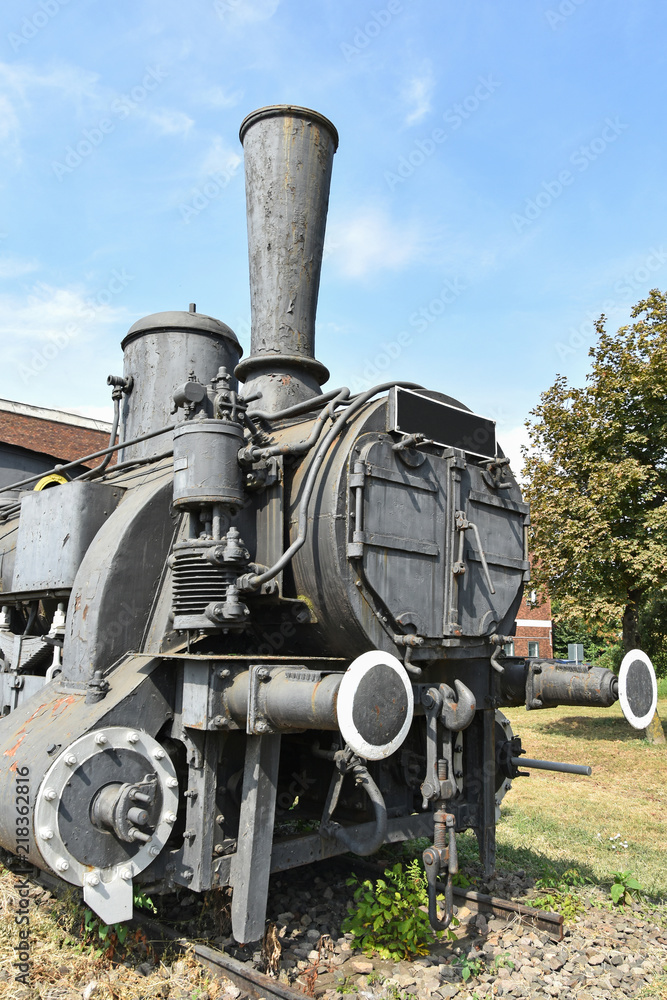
(337, 650, 414, 760)
(618, 649, 657, 730)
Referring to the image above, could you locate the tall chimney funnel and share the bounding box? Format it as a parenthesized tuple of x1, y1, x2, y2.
(235, 105, 338, 412)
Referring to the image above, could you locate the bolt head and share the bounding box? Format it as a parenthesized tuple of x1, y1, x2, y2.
(164, 812, 177, 824)
(167, 777, 178, 788)
(149, 846, 160, 857)
(44, 788, 57, 802)
(120, 868, 132, 881)
(64, 754, 77, 767)
(94, 733, 108, 746)
(127, 732, 140, 744)
(153, 749, 165, 760)
(56, 859, 69, 872)
(40, 828, 54, 841)
(85, 873, 100, 887)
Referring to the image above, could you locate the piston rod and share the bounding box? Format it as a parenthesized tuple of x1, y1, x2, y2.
(511, 756, 592, 776)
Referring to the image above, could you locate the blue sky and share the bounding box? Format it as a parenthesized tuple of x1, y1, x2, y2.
(1, 0, 666, 471)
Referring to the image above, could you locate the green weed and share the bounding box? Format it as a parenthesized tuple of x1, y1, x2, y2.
(610, 871, 644, 906)
(342, 860, 448, 961)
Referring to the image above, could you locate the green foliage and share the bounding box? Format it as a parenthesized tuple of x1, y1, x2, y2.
(638, 594, 667, 677)
(81, 888, 156, 951)
(532, 888, 585, 921)
(342, 860, 447, 961)
(610, 870, 644, 906)
(524, 290, 667, 657)
(494, 953, 516, 972)
(133, 888, 157, 914)
(82, 907, 129, 947)
(535, 866, 589, 890)
(453, 953, 486, 981)
(334, 976, 359, 994)
(452, 869, 474, 888)
(532, 866, 589, 920)
(551, 606, 623, 669)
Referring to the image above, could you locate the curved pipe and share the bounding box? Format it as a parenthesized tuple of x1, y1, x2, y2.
(238, 381, 424, 591)
(322, 765, 388, 856)
(247, 386, 349, 423)
(76, 397, 120, 480)
(243, 389, 350, 461)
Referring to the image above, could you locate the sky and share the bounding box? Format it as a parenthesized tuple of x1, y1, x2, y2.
(1, 0, 666, 473)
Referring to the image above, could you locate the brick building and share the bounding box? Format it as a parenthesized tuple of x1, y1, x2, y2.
(506, 586, 553, 658)
(0, 398, 112, 491)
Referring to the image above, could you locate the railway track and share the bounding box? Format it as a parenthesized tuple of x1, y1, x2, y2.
(135, 915, 307, 1000)
(27, 858, 563, 998)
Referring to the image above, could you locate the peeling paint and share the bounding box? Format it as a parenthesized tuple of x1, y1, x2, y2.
(4, 734, 26, 757)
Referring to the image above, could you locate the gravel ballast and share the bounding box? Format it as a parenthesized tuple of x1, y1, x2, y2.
(198, 864, 667, 1000)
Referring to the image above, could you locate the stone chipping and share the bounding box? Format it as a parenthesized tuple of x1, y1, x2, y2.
(200, 865, 667, 1000)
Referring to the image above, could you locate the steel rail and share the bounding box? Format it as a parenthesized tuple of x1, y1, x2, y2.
(134, 915, 307, 1000)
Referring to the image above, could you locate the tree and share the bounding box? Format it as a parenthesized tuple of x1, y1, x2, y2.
(524, 289, 667, 669)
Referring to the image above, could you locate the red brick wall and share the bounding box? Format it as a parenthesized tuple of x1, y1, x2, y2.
(0, 412, 112, 469)
(513, 586, 553, 658)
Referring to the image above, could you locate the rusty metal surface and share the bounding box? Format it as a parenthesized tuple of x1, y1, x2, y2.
(236, 106, 336, 410)
(138, 915, 308, 1000)
(452, 887, 564, 941)
(63, 473, 175, 686)
(0, 654, 167, 871)
(119, 309, 241, 463)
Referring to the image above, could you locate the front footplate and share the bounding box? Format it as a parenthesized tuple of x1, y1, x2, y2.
(423, 809, 458, 931)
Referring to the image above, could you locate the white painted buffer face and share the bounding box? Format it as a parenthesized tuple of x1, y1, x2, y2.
(618, 649, 658, 730)
(336, 651, 414, 760)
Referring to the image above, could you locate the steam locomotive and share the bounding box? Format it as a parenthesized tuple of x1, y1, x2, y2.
(0, 106, 657, 943)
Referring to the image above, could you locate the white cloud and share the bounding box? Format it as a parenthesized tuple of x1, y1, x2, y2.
(326, 207, 423, 279)
(400, 64, 436, 126)
(214, 0, 280, 24)
(147, 109, 194, 136)
(0, 93, 21, 164)
(0, 283, 127, 347)
(198, 86, 244, 109)
(0, 62, 101, 103)
(198, 135, 242, 180)
(0, 257, 39, 279)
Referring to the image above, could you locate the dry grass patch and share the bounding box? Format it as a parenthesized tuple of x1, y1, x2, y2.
(497, 695, 667, 896)
(0, 864, 225, 1000)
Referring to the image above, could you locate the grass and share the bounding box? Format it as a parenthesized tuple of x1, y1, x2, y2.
(495, 692, 667, 897)
(0, 867, 224, 1000)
